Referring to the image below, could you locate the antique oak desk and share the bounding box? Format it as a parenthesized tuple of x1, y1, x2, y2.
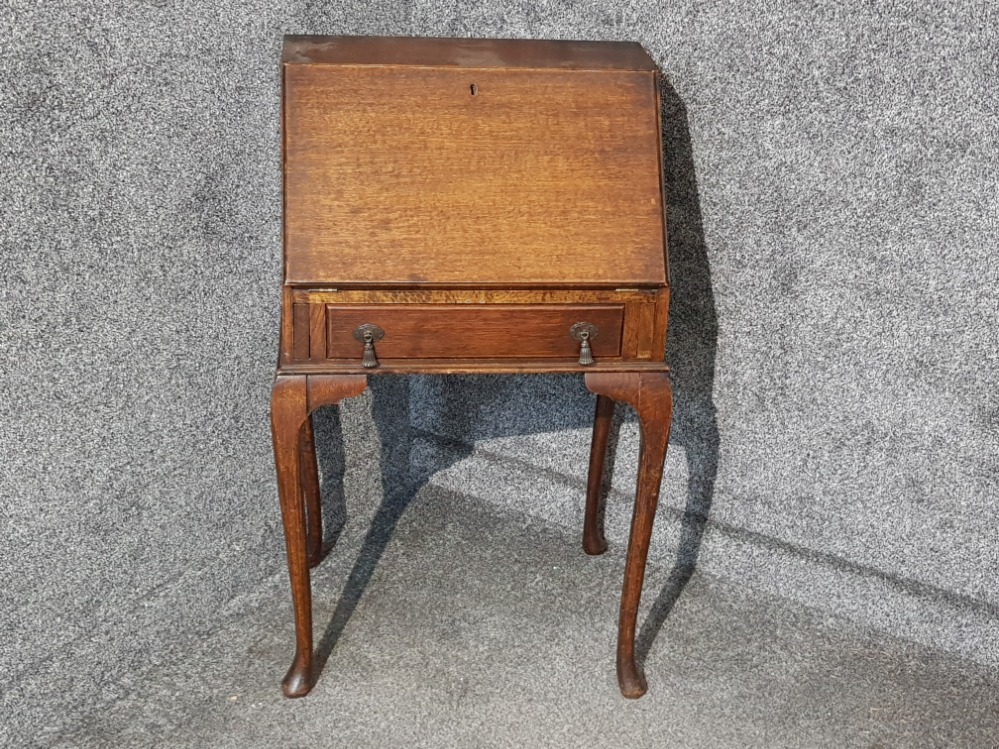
(272, 35, 673, 699)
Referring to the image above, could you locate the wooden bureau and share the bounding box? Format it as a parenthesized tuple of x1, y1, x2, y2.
(272, 35, 674, 699)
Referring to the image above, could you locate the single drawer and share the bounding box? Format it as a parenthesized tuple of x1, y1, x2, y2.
(326, 304, 624, 361)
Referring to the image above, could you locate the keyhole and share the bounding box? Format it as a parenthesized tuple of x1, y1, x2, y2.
(470, 83, 478, 95)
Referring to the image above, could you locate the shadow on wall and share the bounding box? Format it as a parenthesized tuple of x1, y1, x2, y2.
(303, 79, 719, 684)
(635, 78, 720, 667)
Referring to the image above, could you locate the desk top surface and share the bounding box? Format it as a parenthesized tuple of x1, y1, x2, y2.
(282, 35, 657, 72)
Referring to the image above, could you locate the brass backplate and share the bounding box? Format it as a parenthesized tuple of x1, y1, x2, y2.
(569, 322, 599, 342)
(352, 323, 385, 343)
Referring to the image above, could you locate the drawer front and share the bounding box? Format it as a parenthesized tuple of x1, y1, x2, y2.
(326, 304, 623, 361)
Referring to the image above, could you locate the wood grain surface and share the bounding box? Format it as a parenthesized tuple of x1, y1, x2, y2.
(279, 289, 666, 367)
(282, 35, 657, 70)
(325, 303, 624, 360)
(283, 64, 665, 286)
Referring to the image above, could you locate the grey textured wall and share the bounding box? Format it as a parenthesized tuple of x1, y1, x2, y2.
(2, 0, 997, 743)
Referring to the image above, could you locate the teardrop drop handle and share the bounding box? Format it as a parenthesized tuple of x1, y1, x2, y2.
(353, 323, 385, 369)
(578, 331, 595, 366)
(361, 332, 378, 368)
(569, 322, 599, 367)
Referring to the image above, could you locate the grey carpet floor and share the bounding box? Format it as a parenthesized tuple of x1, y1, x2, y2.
(37, 485, 999, 749)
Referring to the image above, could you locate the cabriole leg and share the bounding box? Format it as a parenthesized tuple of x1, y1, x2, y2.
(299, 413, 323, 568)
(271, 375, 314, 697)
(584, 394, 615, 555)
(271, 373, 368, 698)
(585, 371, 673, 699)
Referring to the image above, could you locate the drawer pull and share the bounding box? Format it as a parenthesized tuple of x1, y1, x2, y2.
(569, 322, 599, 366)
(353, 323, 385, 368)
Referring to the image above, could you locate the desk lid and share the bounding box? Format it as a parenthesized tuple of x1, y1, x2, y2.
(282, 36, 668, 288)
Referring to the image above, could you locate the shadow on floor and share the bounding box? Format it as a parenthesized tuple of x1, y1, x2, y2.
(308, 376, 475, 677)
